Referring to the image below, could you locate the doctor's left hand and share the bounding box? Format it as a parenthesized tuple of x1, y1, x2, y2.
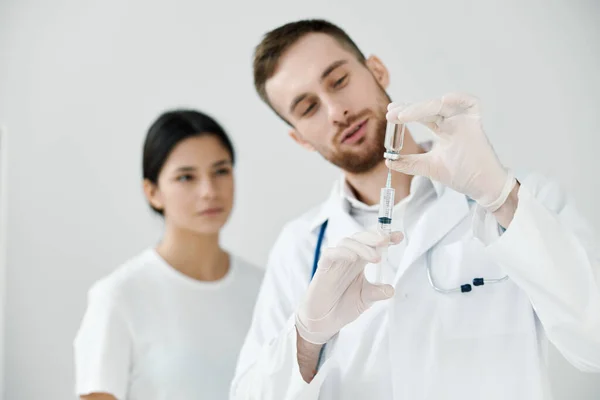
(386, 93, 516, 212)
(295, 230, 403, 346)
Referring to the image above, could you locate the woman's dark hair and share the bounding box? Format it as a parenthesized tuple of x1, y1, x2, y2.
(143, 109, 235, 215)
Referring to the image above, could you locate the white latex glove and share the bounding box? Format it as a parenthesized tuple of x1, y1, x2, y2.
(386, 93, 516, 212)
(295, 230, 403, 345)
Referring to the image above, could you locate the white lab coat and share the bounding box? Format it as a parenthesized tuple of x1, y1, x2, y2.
(230, 172, 600, 400)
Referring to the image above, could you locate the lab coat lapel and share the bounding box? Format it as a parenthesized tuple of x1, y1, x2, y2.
(394, 187, 470, 286)
(309, 179, 365, 252)
(325, 205, 364, 249)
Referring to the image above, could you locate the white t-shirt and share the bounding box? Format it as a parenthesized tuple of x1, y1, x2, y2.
(73, 248, 264, 400)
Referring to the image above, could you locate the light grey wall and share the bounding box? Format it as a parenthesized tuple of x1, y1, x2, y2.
(0, 0, 598, 398)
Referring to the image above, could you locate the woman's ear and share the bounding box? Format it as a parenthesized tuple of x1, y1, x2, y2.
(365, 55, 390, 89)
(143, 179, 164, 212)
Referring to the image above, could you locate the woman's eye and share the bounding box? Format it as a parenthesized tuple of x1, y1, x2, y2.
(177, 174, 193, 182)
(215, 168, 231, 176)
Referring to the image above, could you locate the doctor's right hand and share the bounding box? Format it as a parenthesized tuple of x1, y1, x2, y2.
(295, 230, 403, 346)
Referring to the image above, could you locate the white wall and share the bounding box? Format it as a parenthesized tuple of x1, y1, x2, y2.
(0, 126, 8, 396)
(0, 0, 599, 398)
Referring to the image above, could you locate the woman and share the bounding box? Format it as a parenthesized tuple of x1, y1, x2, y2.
(74, 110, 263, 399)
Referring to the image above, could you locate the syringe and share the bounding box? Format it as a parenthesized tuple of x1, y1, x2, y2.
(376, 171, 395, 283)
(374, 122, 406, 283)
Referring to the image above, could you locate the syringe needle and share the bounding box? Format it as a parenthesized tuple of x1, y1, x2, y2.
(385, 169, 392, 189)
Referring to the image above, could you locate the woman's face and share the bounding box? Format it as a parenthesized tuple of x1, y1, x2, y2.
(145, 135, 234, 235)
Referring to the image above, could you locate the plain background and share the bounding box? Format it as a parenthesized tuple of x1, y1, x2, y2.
(1, 0, 599, 398)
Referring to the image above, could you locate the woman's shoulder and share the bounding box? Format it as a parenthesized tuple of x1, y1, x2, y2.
(230, 254, 264, 286)
(87, 248, 159, 304)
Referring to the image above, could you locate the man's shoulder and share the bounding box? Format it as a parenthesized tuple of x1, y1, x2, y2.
(278, 201, 327, 242)
(265, 198, 332, 266)
(516, 169, 565, 197)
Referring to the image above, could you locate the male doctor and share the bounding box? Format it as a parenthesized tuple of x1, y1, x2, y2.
(230, 19, 600, 400)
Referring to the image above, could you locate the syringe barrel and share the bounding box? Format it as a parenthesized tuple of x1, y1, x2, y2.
(375, 186, 394, 285)
(378, 187, 395, 224)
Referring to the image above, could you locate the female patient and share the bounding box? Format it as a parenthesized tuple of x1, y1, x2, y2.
(74, 110, 263, 399)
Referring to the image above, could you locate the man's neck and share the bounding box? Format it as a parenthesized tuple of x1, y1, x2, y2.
(345, 131, 424, 206)
(345, 161, 412, 206)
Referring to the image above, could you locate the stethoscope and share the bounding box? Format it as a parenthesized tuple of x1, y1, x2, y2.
(312, 220, 509, 293)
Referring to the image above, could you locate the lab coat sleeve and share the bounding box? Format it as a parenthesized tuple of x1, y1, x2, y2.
(474, 172, 600, 372)
(230, 223, 331, 400)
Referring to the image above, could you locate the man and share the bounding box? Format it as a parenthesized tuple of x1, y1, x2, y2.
(230, 19, 600, 400)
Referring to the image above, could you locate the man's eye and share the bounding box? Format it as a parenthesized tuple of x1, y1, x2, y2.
(333, 75, 347, 88)
(302, 103, 316, 116)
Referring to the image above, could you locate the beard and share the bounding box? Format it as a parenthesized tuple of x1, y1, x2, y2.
(324, 117, 387, 174)
(315, 87, 391, 174)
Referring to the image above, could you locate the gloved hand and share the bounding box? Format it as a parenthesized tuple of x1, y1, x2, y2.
(295, 230, 403, 345)
(386, 93, 516, 212)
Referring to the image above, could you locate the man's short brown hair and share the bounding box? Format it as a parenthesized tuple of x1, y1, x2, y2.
(253, 19, 367, 113)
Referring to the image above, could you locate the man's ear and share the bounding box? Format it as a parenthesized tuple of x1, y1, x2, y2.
(289, 130, 316, 152)
(143, 179, 164, 212)
(365, 55, 390, 89)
